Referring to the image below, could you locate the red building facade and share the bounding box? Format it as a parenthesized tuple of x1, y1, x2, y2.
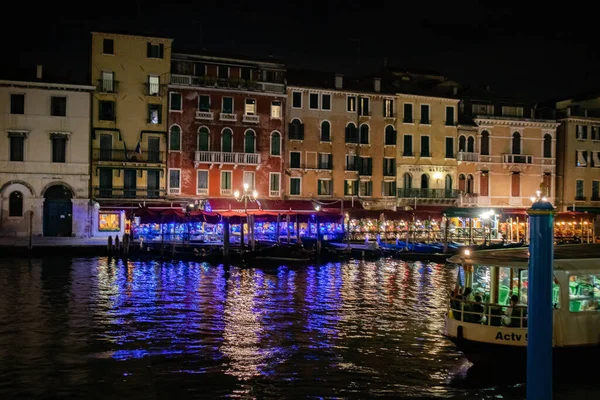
(167, 53, 286, 207)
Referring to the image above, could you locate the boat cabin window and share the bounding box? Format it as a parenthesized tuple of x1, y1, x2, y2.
(519, 270, 562, 308)
(569, 274, 600, 312)
(471, 266, 490, 301)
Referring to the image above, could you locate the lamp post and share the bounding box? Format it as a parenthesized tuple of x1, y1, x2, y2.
(234, 183, 258, 251)
(527, 189, 554, 400)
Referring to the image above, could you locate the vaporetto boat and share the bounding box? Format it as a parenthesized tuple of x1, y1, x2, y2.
(444, 244, 600, 364)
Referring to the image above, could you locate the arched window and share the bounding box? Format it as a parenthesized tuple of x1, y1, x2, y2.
(543, 134, 552, 158)
(244, 130, 255, 153)
(359, 124, 369, 144)
(421, 174, 429, 189)
(221, 128, 233, 152)
(197, 127, 210, 151)
(467, 136, 475, 153)
(512, 132, 521, 154)
(458, 135, 466, 152)
(270, 131, 281, 156)
(445, 175, 453, 191)
(385, 125, 396, 145)
(480, 131, 490, 155)
(403, 173, 412, 189)
(458, 174, 466, 192)
(169, 125, 181, 151)
(290, 118, 303, 140)
(466, 174, 474, 194)
(9, 191, 23, 217)
(345, 122, 358, 143)
(320, 121, 331, 142)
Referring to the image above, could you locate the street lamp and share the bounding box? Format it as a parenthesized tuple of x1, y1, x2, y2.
(234, 183, 258, 250)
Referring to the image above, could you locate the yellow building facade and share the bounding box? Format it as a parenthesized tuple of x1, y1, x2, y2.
(286, 74, 397, 209)
(90, 32, 172, 202)
(395, 93, 460, 208)
(555, 97, 600, 213)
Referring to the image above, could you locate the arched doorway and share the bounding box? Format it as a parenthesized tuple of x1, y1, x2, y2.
(44, 185, 73, 237)
(421, 174, 429, 189)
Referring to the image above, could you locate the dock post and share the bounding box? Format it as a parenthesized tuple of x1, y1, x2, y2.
(316, 214, 321, 255)
(443, 214, 449, 254)
(250, 215, 255, 251)
(296, 214, 301, 245)
(275, 214, 280, 244)
(223, 217, 230, 258)
(123, 234, 129, 257)
(28, 210, 33, 254)
(114, 235, 120, 256)
(526, 195, 554, 400)
(107, 235, 113, 255)
(286, 215, 291, 244)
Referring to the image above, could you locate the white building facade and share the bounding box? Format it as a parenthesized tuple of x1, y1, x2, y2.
(0, 79, 95, 237)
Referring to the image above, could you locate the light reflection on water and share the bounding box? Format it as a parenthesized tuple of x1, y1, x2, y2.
(0, 256, 595, 399)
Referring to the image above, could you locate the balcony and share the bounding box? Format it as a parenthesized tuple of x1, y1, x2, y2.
(197, 188, 209, 196)
(459, 193, 479, 206)
(257, 81, 285, 93)
(169, 74, 285, 93)
(219, 113, 237, 122)
(220, 188, 232, 196)
(397, 188, 460, 199)
(575, 196, 586, 201)
(242, 114, 260, 124)
(194, 151, 261, 167)
(503, 154, 533, 164)
(97, 79, 118, 93)
(92, 149, 165, 163)
(93, 187, 166, 199)
(196, 111, 214, 120)
(457, 152, 480, 162)
(145, 82, 165, 96)
(168, 188, 180, 195)
(269, 190, 281, 197)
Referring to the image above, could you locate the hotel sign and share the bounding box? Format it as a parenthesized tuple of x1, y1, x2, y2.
(407, 167, 452, 173)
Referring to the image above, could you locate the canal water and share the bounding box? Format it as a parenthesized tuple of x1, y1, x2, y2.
(0, 257, 597, 399)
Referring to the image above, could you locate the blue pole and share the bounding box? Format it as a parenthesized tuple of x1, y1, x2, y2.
(527, 199, 554, 400)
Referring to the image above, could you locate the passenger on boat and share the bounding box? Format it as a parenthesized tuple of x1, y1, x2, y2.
(502, 295, 527, 327)
(472, 295, 487, 324)
(584, 298, 599, 311)
(462, 287, 473, 301)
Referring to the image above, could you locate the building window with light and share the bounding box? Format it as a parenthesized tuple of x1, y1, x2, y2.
(243, 171, 255, 190)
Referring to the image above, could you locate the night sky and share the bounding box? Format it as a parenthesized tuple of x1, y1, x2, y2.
(4, 1, 600, 101)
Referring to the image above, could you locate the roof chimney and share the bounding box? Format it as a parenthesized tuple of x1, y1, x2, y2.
(36, 65, 43, 80)
(452, 86, 458, 96)
(335, 74, 343, 90)
(374, 77, 381, 93)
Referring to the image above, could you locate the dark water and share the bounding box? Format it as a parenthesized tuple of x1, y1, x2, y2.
(0, 257, 597, 399)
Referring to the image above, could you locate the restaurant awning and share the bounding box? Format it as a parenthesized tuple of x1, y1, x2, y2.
(207, 198, 261, 212)
(259, 199, 318, 214)
(445, 207, 529, 218)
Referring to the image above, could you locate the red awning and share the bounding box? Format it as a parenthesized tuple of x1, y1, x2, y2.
(259, 199, 317, 214)
(208, 198, 261, 212)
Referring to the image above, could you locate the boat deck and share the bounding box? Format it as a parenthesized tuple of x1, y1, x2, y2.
(448, 244, 600, 267)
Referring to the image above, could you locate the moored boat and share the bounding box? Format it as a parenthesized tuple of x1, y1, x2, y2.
(444, 244, 600, 365)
